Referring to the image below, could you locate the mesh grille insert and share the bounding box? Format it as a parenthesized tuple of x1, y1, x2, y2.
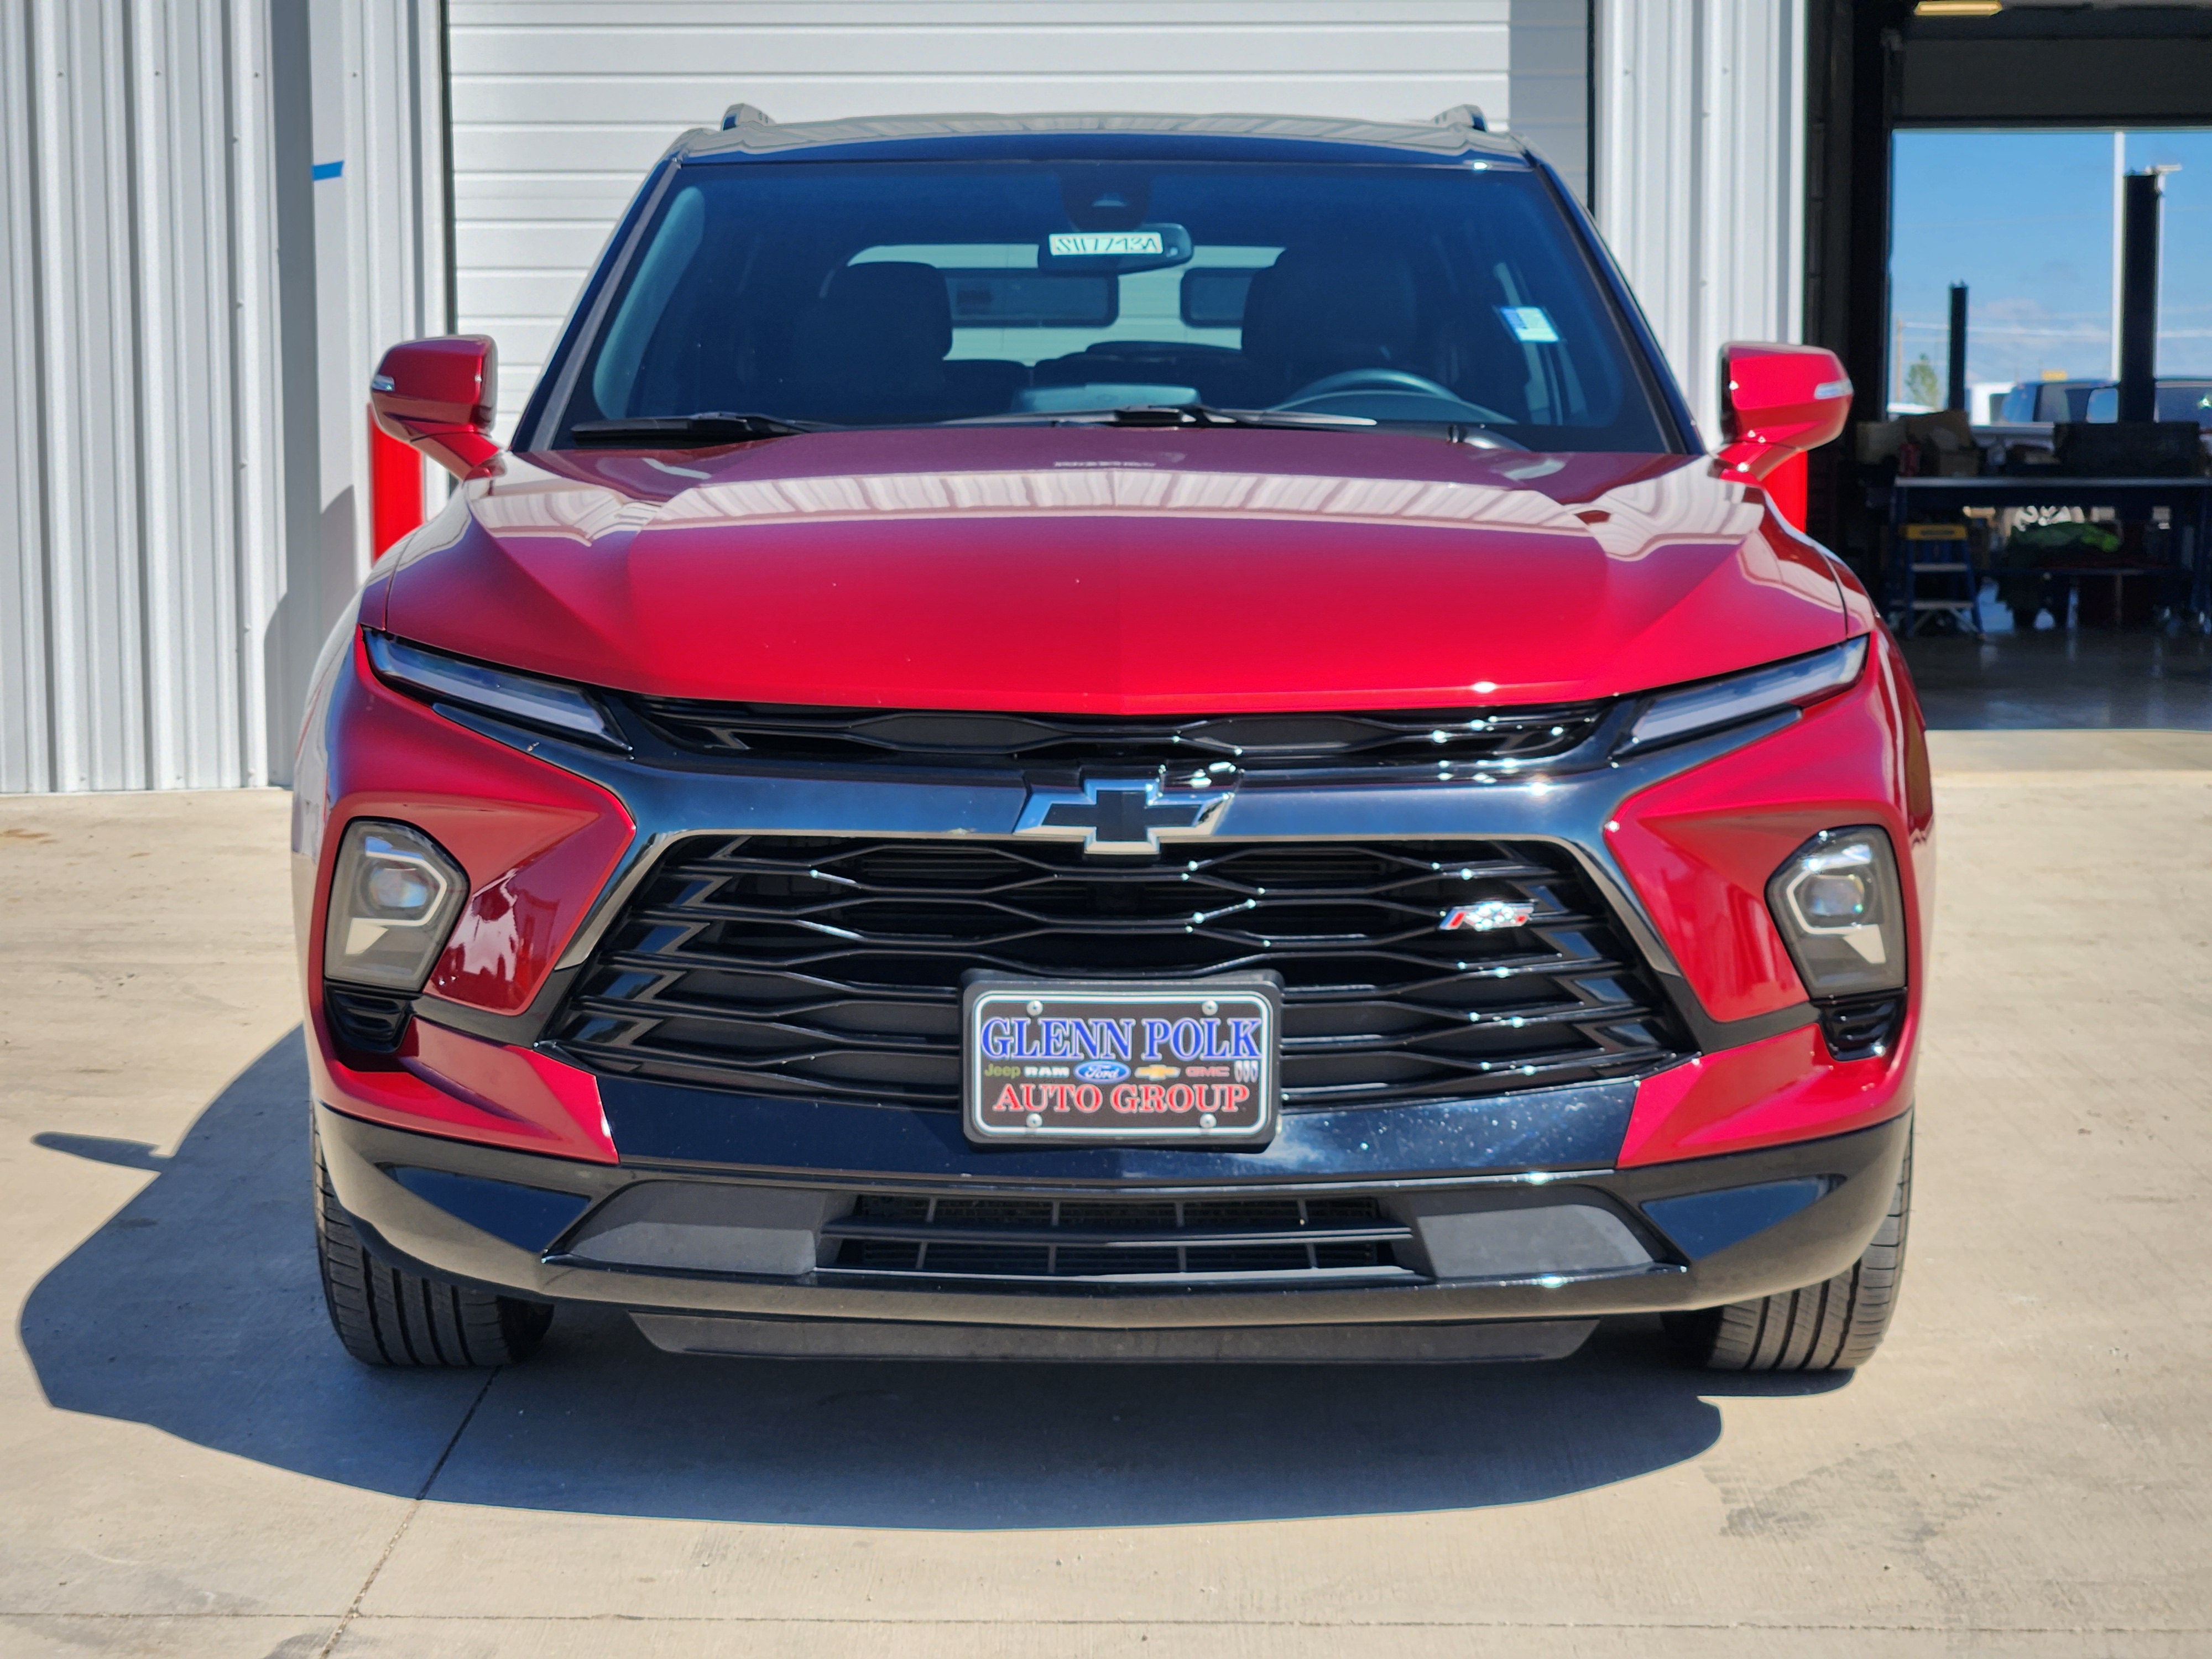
(552, 835, 1689, 1109)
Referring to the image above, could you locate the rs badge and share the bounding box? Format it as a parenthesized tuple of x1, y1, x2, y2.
(1439, 900, 1535, 932)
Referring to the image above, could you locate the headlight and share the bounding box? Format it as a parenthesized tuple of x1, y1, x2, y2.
(324, 820, 468, 990)
(1627, 637, 1866, 750)
(365, 631, 625, 749)
(1766, 826, 1906, 998)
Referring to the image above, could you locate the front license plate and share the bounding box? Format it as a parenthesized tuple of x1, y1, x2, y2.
(963, 979, 1280, 1146)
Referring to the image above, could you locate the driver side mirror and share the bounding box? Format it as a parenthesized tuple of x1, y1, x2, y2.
(1715, 342, 1851, 482)
(370, 336, 500, 478)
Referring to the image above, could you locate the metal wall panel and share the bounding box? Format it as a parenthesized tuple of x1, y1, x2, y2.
(1510, 0, 1589, 196)
(0, 0, 447, 794)
(445, 1, 1595, 439)
(1594, 0, 1805, 443)
(1, 0, 285, 792)
(269, 0, 450, 782)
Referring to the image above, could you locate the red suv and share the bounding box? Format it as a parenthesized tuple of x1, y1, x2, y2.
(297, 109, 1923, 1373)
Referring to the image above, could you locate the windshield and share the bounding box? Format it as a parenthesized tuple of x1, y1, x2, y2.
(530, 158, 1673, 451)
(2084, 383, 2212, 427)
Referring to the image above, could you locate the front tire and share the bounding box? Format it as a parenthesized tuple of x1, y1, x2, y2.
(314, 1135, 552, 1366)
(1668, 1126, 1911, 1372)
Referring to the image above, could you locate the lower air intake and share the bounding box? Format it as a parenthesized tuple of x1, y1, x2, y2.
(822, 1191, 1414, 1284)
(325, 985, 412, 1054)
(1818, 992, 1905, 1061)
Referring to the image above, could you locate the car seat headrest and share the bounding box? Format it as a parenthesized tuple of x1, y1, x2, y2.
(819, 261, 953, 364)
(1241, 248, 1420, 384)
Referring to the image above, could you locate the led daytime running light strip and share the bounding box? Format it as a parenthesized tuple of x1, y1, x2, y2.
(1629, 637, 1867, 750)
(366, 631, 624, 748)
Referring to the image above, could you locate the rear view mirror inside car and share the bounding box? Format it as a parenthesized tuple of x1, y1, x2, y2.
(1039, 222, 1192, 273)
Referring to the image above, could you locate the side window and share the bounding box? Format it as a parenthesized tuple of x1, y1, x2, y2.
(2167, 385, 2212, 425)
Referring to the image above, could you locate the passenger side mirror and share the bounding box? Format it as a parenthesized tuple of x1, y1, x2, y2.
(1715, 342, 1851, 482)
(370, 336, 500, 478)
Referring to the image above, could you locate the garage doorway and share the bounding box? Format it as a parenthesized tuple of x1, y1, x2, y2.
(1803, 1, 2212, 728)
(1888, 128, 2212, 427)
(1802, 1, 2212, 546)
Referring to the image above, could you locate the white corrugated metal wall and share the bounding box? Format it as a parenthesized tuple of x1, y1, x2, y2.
(1594, 0, 1806, 441)
(2, 0, 285, 794)
(0, 0, 446, 794)
(281, 0, 451, 781)
(446, 0, 1584, 439)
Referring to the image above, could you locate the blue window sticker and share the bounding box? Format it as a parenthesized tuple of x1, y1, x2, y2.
(1499, 305, 1561, 344)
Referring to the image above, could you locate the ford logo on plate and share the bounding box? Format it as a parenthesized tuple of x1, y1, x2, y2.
(1074, 1060, 1130, 1083)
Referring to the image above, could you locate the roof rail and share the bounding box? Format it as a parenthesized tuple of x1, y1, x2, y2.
(721, 103, 775, 130)
(1432, 104, 1488, 132)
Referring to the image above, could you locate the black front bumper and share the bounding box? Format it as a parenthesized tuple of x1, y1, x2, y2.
(316, 1069, 1911, 1362)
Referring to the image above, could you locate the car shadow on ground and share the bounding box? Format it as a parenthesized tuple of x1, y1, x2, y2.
(21, 1031, 1842, 1529)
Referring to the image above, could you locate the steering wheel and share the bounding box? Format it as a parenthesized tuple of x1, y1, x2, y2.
(1284, 368, 1465, 402)
(1272, 368, 1524, 446)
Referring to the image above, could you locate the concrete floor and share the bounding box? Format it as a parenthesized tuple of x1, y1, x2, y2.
(5, 734, 2212, 1657)
(1903, 630, 2212, 731)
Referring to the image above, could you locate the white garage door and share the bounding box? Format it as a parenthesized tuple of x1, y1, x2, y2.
(446, 1, 1589, 436)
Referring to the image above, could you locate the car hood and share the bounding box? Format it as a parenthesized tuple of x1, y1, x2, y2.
(380, 426, 1850, 712)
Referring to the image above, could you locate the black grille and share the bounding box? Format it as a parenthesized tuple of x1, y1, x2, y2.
(551, 835, 1688, 1109)
(1818, 993, 1905, 1062)
(821, 1191, 1413, 1282)
(627, 698, 1612, 771)
(325, 986, 412, 1053)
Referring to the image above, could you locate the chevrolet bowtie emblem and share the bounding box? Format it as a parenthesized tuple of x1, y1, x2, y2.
(1017, 775, 1232, 854)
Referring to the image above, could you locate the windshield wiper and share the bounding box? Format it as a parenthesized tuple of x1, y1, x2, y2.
(946, 403, 1376, 431)
(1152, 404, 1379, 430)
(570, 412, 823, 446)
